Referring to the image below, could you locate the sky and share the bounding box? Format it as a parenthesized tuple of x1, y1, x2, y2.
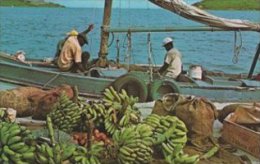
(46, 0, 200, 8)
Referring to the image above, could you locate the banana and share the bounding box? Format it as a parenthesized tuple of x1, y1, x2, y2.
(36, 153, 48, 164)
(183, 154, 200, 163)
(21, 152, 34, 160)
(162, 142, 173, 155)
(7, 136, 22, 145)
(200, 145, 219, 160)
(3, 145, 16, 156)
(9, 142, 26, 151)
(172, 135, 187, 144)
(45, 144, 54, 158)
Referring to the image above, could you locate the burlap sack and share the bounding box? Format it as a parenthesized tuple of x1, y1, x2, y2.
(0, 87, 46, 117)
(174, 96, 218, 149)
(219, 103, 260, 132)
(228, 103, 260, 124)
(152, 93, 218, 150)
(152, 93, 188, 116)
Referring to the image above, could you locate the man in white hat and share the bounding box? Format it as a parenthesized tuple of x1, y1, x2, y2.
(158, 37, 182, 79)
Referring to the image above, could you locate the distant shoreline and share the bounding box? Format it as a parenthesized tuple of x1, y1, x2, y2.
(193, 0, 260, 10)
(0, 0, 64, 8)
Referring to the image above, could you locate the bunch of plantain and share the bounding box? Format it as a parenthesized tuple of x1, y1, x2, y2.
(112, 124, 154, 164)
(81, 102, 106, 130)
(143, 114, 199, 163)
(48, 92, 83, 133)
(103, 87, 141, 135)
(70, 141, 104, 164)
(35, 142, 76, 164)
(0, 122, 35, 164)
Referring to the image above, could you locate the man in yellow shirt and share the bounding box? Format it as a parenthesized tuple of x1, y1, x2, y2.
(57, 24, 94, 72)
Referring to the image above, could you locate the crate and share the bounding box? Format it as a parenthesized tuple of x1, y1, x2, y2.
(222, 119, 260, 159)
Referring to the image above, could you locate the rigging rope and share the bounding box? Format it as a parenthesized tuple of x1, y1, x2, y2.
(116, 37, 120, 66)
(124, 32, 132, 70)
(147, 32, 154, 82)
(232, 31, 243, 64)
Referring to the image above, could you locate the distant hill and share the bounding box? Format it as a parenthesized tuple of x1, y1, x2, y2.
(0, 0, 64, 7)
(193, 0, 260, 10)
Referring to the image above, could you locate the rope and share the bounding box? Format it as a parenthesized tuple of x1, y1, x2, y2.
(124, 32, 132, 70)
(43, 73, 60, 88)
(116, 37, 120, 66)
(232, 31, 243, 64)
(108, 32, 115, 48)
(147, 33, 153, 82)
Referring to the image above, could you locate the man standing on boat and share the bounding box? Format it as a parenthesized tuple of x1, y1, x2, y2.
(56, 24, 94, 73)
(158, 37, 182, 79)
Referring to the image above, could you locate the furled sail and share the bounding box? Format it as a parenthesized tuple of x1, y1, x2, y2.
(149, 0, 260, 32)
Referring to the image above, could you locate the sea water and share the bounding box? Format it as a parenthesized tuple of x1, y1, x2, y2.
(0, 7, 259, 74)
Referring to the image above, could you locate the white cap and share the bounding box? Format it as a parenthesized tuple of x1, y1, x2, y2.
(162, 37, 173, 46)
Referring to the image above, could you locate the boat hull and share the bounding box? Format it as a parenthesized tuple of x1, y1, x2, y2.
(0, 52, 260, 102)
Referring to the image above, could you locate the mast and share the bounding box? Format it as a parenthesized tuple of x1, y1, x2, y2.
(99, 0, 113, 66)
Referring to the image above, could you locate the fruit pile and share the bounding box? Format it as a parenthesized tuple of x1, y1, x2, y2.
(0, 122, 35, 163)
(103, 87, 141, 135)
(112, 124, 154, 164)
(48, 92, 83, 133)
(144, 114, 200, 164)
(35, 116, 104, 164)
(72, 129, 112, 146)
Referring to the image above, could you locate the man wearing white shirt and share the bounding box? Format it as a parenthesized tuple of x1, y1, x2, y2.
(158, 37, 182, 79)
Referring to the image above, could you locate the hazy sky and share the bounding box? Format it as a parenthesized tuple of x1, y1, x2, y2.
(47, 0, 200, 8)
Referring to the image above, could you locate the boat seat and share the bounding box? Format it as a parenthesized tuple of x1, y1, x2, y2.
(88, 67, 128, 79)
(241, 80, 260, 87)
(176, 74, 195, 83)
(203, 75, 243, 87)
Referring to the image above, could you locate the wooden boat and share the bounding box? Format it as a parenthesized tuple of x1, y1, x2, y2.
(1, 0, 260, 102)
(1, 51, 260, 102)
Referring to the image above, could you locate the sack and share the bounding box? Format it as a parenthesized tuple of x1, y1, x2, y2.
(152, 93, 218, 150)
(0, 87, 46, 117)
(173, 96, 218, 150)
(152, 93, 187, 116)
(228, 103, 260, 124)
(220, 103, 260, 132)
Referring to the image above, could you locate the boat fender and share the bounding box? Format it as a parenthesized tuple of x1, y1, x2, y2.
(149, 79, 180, 101)
(112, 74, 148, 102)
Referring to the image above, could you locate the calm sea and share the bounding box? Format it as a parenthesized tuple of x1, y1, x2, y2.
(0, 7, 259, 74)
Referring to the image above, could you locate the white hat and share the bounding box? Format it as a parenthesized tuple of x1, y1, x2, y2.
(162, 37, 173, 46)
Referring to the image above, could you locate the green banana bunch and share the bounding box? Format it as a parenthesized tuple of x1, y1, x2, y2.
(143, 114, 197, 162)
(0, 122, 35, 164)
(82, 102, 106, 130)
(48, 92, 83, 133)
(103, 87, 141, 135)
(103, 87, 138, 106)
(35, 142, 76, 164)
(112, 124, 154, 164)
(70, 142, 104, 164)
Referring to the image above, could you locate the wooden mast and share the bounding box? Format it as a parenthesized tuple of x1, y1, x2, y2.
(98, 0, 113, 67)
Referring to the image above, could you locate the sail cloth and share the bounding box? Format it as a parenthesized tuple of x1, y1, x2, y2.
(148, 0, 260, 32)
